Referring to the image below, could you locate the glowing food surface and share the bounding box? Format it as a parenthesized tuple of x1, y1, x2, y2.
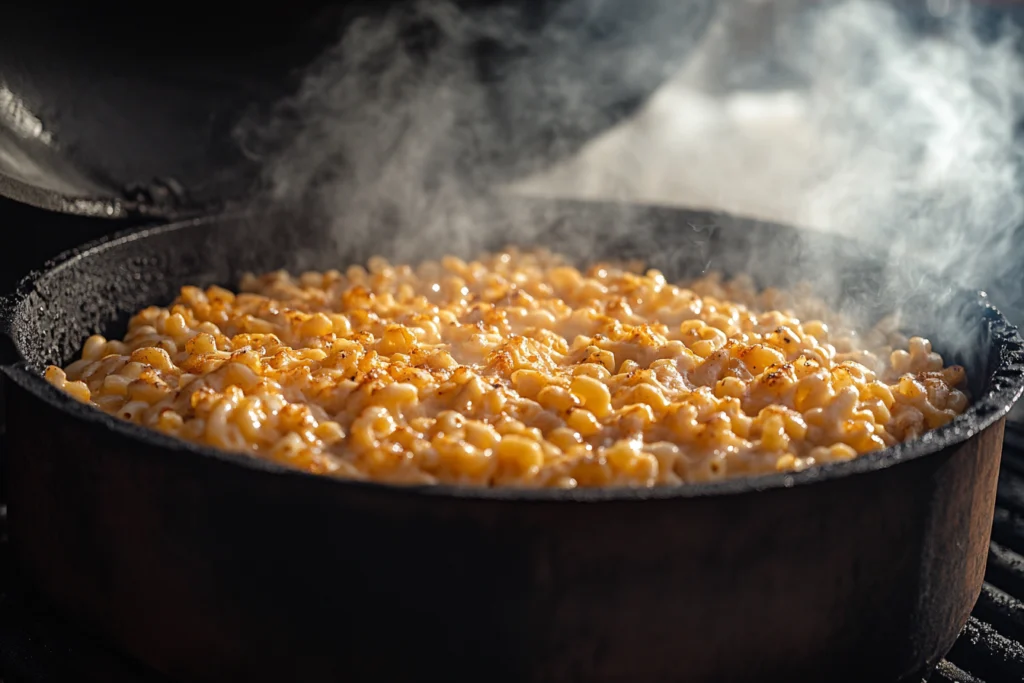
(46, 249, 968, 487)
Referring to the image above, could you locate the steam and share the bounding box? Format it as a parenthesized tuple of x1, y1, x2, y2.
(783, 0, 1024, 318)
(774, 0, 1024, 317)
(237, 0, 1024, 351)
(522, 1, 1024, 320)
(235, 0, 714, 262)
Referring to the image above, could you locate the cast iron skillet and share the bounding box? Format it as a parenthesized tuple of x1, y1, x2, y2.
(1, 198, 1023, 683)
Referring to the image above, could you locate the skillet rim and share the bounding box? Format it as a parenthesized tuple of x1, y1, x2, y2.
(3, 209, 1024, 503)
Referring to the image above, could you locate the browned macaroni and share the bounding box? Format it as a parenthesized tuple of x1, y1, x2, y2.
(45, 248, 968, 487)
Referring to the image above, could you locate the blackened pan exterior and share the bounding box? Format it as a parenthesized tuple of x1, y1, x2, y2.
(0, 384, 1009, 683)
(2, 201, 1023, 682)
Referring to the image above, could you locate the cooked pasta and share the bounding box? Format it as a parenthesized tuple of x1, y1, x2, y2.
(45, 248, 969, 488)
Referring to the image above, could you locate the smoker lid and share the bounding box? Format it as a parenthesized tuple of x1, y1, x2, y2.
(0, 1, 716, 221)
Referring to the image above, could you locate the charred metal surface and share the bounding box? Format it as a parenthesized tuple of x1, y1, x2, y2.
(987, 542, 1024, 600)
(946, 617, 1024, 681)
(972, 583, 1024, 645)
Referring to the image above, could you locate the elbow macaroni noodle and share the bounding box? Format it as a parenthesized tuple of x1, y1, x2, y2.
(46, 248, 969, 488)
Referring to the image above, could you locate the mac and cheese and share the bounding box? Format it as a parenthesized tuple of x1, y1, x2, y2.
(45, 249, 969, 487)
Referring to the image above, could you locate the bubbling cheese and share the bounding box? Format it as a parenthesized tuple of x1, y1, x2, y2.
(45, 248, 968, 488)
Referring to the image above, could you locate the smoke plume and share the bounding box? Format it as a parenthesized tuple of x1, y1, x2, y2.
(519, 1, 1024, 319)
(235, 0, 715, 262)
(237, 0, 1024, 379)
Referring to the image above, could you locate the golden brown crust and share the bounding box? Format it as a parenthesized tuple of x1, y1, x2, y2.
(44, 248, 969, 488)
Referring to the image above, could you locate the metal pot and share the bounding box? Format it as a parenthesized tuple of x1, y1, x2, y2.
(1, 197, 1022, 682)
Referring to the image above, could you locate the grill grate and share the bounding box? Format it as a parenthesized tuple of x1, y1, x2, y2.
(936, 429, 1024, 683)
(4, 438, 1024, 681)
